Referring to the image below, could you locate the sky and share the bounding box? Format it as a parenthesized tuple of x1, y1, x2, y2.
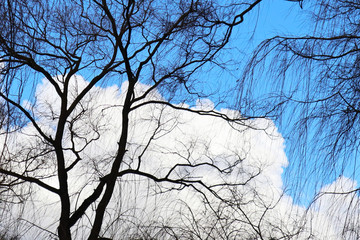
(1, 0, 360, 239)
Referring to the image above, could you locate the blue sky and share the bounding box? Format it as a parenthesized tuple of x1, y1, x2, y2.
(199, 0, 307, 105)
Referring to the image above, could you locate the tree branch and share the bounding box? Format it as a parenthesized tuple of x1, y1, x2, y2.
(0, 168, 59, 194)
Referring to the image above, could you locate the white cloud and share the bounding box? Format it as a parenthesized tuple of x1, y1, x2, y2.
(1, 75, 359, 239)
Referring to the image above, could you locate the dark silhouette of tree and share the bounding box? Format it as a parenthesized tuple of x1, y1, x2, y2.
(0, 0, 308, 239)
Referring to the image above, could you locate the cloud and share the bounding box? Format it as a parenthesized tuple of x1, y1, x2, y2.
(1, 75, 359, 239)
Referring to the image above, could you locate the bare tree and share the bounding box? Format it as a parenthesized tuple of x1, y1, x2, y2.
(0, 0, 306, 239)
(242, 0, 360, 238)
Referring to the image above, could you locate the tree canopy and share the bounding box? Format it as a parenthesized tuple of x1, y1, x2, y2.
(2, 0, 359, 239)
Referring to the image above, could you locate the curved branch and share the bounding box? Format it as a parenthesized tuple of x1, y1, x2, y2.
(0, 92, 53, 143)
(130, 100, 262, 126)
(117, 169, 224, 201)
(68, 176, 108, 227)
(0, 168, 59, 194)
